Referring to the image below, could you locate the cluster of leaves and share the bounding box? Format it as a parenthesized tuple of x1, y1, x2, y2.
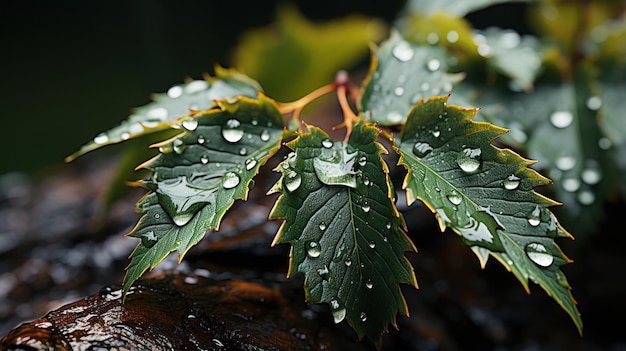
(64, 0, 622, 346)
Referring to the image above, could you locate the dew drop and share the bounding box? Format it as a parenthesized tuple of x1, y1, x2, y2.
(525, 242, 553, 267)
(317, 265, 329, 280)
(426, 59, 441, 72)
(167, 85, 183, 98)
(344, 257, 352, 266)
(94, 133, 109, 145)
(197, 135, 206, 144)
(245, 158, 257, 171)
(562, 178, 580, 192)
(360, 312, 367, 322)
(365, 280, 373, 289)
(358, 156, 367, 167)
(504, 174, 520, 190)
(394, 86, 405, 96)
(319, 222, 327, 231)
(302, 241, 322, 260)
(555, 155, 576, 171)
(185, 80, 209, 94)
(200, 155, 209, 164)
(387, 111, 403, 123)
(426, 32, 439, 45)
(182, 119, 198, 131)
(446, 191, 462, 205)
(322, 139, 333, 148)
(284, 170, 302, 192)
(413, 142, 433, 158)
(457, 147, 482, 173)
(368, 241, 375, 249)
(330, 299, 346, 324)
(239, 147, 248, 156)
(386, 222, 391, 230)
(446, 30, 459, 43)
(173, 139, 186, 154)
(581, 161, 602, 185)
(586, 96, 602, 111)
(222, 119, 244, 143)
(527, 206, 541, 227)
(549, 111, 573, 129)
(121, 132, 130, 140)
(598, 137, 611, 150)
(432, 130, 441, 138)
(154, 213, 160, 219)
(222, 172, 240, 189)
(577, 189, 595, 205)
(420, 82, 430, 91)
(362, 203, 371, 213)
(147, 107, 168, 120)
(363, 177, 370, 186)
(392, 41, 414, 62)
(260, 129, 270, 142)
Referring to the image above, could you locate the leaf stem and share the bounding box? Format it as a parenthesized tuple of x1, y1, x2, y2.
(278, 82, 337, 131)
(333, 71, 359, 142)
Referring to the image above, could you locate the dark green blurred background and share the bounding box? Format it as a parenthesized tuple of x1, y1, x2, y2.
(1, 0, 528, 176)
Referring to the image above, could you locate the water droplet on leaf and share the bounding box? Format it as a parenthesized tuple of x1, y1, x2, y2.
(457, 147, 482, 173)
(197, 135, 206, 144)
(319, 222, 327, 231)
(94, 133, 109, 145)
(504, 175, 520, 190)
(173, 139, 185, 154)
(550, 111, 573, 129)
(365, 280, 373, 289)
(360, 312, 367, 322)
(284, 170, 302, 192)
(527, 206, 541, 226)
(322, 139, 333, 148)
(392, 41, 414, 62)
(447, 191, 462, 205)
(260, 129, 271, 142)
(222, 119, 244, 142)
(586, 96, 602, 111)
(182, 119, 198, 131)
(245, 158, 257, 170)
(305, 241, 321, 258)
(525, 242, 553, 267)
(555, 155, 576, 171)
(426, 59, 441, 72)
(200, 155, 209, 164)
(222, 172, 240, 189)
(413, 142, 433, 158)
(330, 299, 346, 324)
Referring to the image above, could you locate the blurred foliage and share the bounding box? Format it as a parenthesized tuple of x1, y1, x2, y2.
(231, 4, 386, 101)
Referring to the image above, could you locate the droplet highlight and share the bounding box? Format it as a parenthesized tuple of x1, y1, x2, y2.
(306, 241, 321, 258)
(457, 147, 482, 173)
(503, 174, 520, 190)
(222, 119, 244, 143)
(392, 41, 414, 62)
(525, 242, 553, 267)
(222, 172, 240, 189)
(549, 111, 573, 129)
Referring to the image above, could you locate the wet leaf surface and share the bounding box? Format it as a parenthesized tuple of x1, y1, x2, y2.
(1, 154, 625, 350)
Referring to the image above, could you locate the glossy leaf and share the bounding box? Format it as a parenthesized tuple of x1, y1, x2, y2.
(66, 66, 262, 161)
(123, 95, 284, 292)
(359, 31, 465, 125)
(268, 123, 417, 345)
(395, 95, 582, 334)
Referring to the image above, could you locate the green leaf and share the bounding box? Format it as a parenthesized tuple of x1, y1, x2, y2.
(66, 66, 262, 161)
(402, 0, 530, 17)
(233, 4, 385, 102)
(359, 31, 465, 125)
(474, 28, 544, 91)
(396, 95, 582, 334)
(268, 123, 417, 345)
(123, 95, 284, 292)
(457, 67, 612, 237)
